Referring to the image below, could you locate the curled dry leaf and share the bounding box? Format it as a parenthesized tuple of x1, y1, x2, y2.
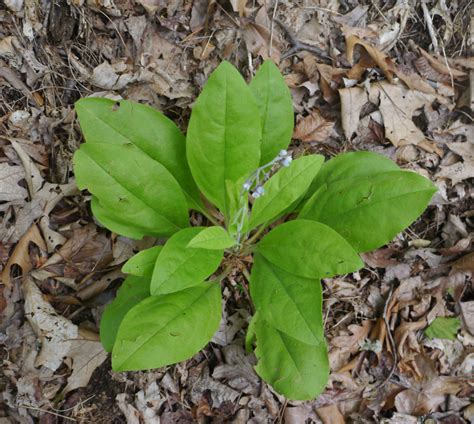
(339, 86, 368, 140)
(23, 277, 107, 393)
(293, 110, 335, 143)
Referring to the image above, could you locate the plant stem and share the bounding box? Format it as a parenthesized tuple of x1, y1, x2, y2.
(247, 223, 268, 245)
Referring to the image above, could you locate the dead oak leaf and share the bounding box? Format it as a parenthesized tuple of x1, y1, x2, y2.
(293, 110, 335, 143)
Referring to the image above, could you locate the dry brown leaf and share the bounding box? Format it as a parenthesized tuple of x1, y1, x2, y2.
(339, 86, 368, 140)
(293, 110, 335, 143)
(0, 163, 27, 205)
(23, 277, 107, 392)
(316, 404, 345, 423)
(368, 81, 448, 152)
(460, 301, 474, 335)
(0, 224, 45, 286)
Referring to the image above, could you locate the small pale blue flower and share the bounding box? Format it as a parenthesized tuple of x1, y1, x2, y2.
(252, 186, 265, 198)
(282, 156, 293, 167)
(279, 149, 288, 158)
(243, 181, 252, 191)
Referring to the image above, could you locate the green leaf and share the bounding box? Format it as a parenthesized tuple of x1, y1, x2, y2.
(122, 246, 163, 277)
(425, 317, 461, 340)
(186, 61, 261, 215)
(150, 227, 224, 295)
(245, 311, 259, 353)
(299, 170, 437, 252)
(74, 143, 189, 238)
(100, 275, 150, 352)
(257, 220, 363, 279)
(187, 226, 237, 250)
(250, 254, 324, 345)
(254, 316, 329, 400)
(76, 98, 203, 211)
(307, 151, 400, 196)
(91, 197, 152, 240)
(112, 283, 222, 371)
(249, 60, 294, 164)
(249, 155, 324, 229)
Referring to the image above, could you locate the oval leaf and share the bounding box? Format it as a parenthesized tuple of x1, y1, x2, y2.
(122, 246, 163, 277)
(100, 275, 150, 352)
(249, 155, 324, 229)
(74, 143, 189, 238)
(186, 61, 261, 215)
(151, 227, 224, 295)
(250, 254, 324, 345)
(249, 60, 294, 164)
(257, 220, 363, 279)
(300, 170, 437, 252)
(112, 283, 221, 371)
(76, 98, 203, 211)
(254, 316, 329, 400)
(187, 226, 237, 250)
(307, 150, 400, 197)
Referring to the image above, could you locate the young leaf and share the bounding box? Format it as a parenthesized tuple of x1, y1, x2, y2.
(186, 61, 261, 215)
(249, 60, 294, 164)
(76, 98, 203, 211)
(91, 197, 152, 240)
(122, 246, 163, 277)
(112, 283, 221, 371)
(299, 170, 437, 252)
(425, 317, 461, 340)
(250, 254, 324, 345)
(254, 316, 329, 400)
(249, 155, 324, 229)
(100, 275, 150, 352)
(150, 227, 224, 295)
(307, 151, 400, 196)
(257, 220, 363, 279)
(74, 143, 189, 238)
(187, 226, 237, 250)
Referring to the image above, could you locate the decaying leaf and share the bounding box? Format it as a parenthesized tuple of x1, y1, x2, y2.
(293, 110, 335, 143)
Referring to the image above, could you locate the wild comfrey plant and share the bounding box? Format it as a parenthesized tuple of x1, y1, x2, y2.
(73, 61, 436, 400)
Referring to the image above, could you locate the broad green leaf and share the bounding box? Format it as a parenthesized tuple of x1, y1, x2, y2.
(122, 246, 163, 277)
(425, 317, 461, 340)
(307, 151, 400, 196)
(100, 275, 150, 352)
(257, 220, 363, 279)
(299, 170, 437, 252)
(186, 61, 261, 215)
(249, 155, 324, 229)
(249, 60, 294, 164)
(91, 197, 152, 240)
(254, 316, 329, 400)
(250, 254, 324, 345)
(112, 283, 221, 371)
(151, 227, 223, 295)
(76, 98, 203, 211)
(245, 311, 259, 353)
(187, 226, 237, 250)
(74, 143, 189, 238)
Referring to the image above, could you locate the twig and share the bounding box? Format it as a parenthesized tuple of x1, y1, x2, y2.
(269, 0, 279, 58)
(274, 19, 332, 62)
(421, 1, 440, 54)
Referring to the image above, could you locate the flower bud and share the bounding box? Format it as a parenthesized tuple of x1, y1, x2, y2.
(243, 181, 252, 191)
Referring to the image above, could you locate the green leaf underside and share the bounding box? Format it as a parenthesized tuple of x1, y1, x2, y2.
(74, 143, 189, 238)
(75, 98, 203, 211)
(91, 197, 152, 240)
(112, 283, 221, 371)
(300, 171, 437, 252)
(254, 316, 329, 400)
(250, 254, 324, 345)
(249, 60, 294, 165)
(425, 317, 461, 340)
(150, 227, 223, 295)
(186, 61, 261, 215)
(122, 246, 163, 277)
(307, 151, 400, 196)
(100, 275, 150, 352)
(257, 220, 363, 279)
(249, 155, 324, 229)
(187, 226, 237, 250)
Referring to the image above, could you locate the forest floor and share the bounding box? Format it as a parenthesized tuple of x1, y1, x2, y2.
(0, 0, 473, 423)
